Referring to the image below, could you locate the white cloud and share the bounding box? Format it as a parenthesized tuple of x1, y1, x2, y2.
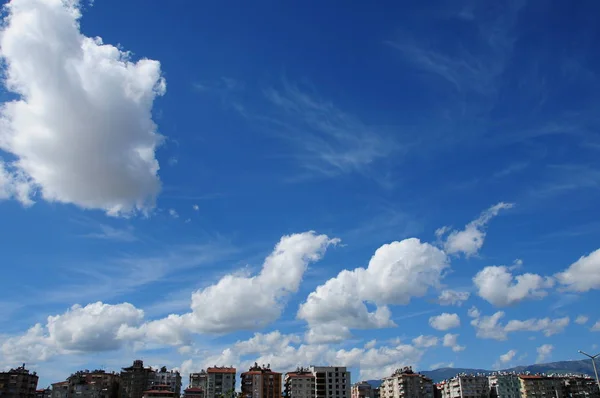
(412, 335, 438, 348)
(429, 313, 460, 331)
(555, 249, 600, 292)
(473, 265, 554, 307)
(499, 349, 517, 364)
(471, 311, 507, 340)
(442, 333, 465, 352)
(438, 290, 470, 306)
(169, 209, 179, 218)
(0, 0, 165, 215)
(536, 344, 554, 363)
(471, 312, 570, 340)
(192, 204, 199, 211)
(441, 202, 513, 257)
(1, 302, 143, 362)
(592, 321, 600, 332)
(468, 306, 481, 318)
(575, 315, 589, 325)
(504, 316, 570, 337)
(298, 238, 449, 342)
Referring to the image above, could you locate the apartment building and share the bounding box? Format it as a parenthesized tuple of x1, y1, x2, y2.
(489, 374, 520, 398)
(285, 367, 316, 398)
(121, 360, 156, 398)
(51, 382, 69, 398)
(352, 382, 375, 398)
(0, 365, 39, 398)
(151, 368, 182, 397)
(65, 370, 121, 398)
(240, 364, 282, 398)
(207, 367, 236, 398)
(36, 388, 52, 398)
(310, 366, 351, 398)
(518, 375, 564, 398)
(437, 375, 489, 398)
(143, 384, 176, 398)
(380, 367, 433, 398)
(190, 371, 208, 391)
(560, 375, 600, 398)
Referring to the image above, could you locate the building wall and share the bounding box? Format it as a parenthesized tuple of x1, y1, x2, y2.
(0, 365, 39, 398)
(310, 366, 351, 398)
(207, 368, 236, 398)
(240, 367, 282, 398)
(380, 370, 432, 398)
(152, 370, 182, 397)
(489, 374, 520, 398)
(121, 360, 156, 398)
(437, 376, 488, 398)
(285, 373, 316, 398)
(519, 376, 564, 398)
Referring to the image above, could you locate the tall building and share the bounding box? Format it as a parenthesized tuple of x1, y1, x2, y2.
(518, 375, 563, 398)
(207, 367, 236, 398)
(489, 374, 520, 398)
(151, 367, 182, 397)
(310, 366, 351, 398)
(285, 367, 315, 398)
(0, 364, 39, 398)
(380, 367, 433, 398)
(437, 375, 489, 398)
(121, 360, 156, 398)
(240, 364, 282, 398)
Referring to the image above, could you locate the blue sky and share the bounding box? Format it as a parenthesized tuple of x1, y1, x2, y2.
(1, 0, 600, 388)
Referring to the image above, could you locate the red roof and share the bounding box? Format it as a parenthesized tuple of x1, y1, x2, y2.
(207, 367, 236, 374)
(286, 373, 314, 378)
(185, 388, 204, 392)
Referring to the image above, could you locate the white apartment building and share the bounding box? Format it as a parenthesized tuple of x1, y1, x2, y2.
(285, 368, 316, 398)
(489, 374, 520, 398)
(310, 366, 351, 398)
(437, 375, 489, 398)
(351, 381, 376, 398)
(380, 367, 433, 398)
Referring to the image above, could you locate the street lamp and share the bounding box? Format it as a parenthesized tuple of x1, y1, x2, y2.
(578, 350, 600, 393)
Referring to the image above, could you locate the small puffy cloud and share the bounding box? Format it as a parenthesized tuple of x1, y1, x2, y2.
(468, 306, 481, 318)
(536, 344, 554, 363)
(0, 0, 166, 215)
(168, 209, 179, 218)
(473, 265, 554, 307)
(438, 290, 470, 306)
(504, 317, 570, 337)
(499, 349, 517, 364)
(1, 302, 144, 362)
(442, 202, 513, 257)
(555, 249, 600, 292)
(412, 335, 438, 348)
(192, 204, 199, 211)
(575, 315, 589, 325)
(429, 313, 460, 331)
(591, 321, 600, 332)
(298, 238, 448, 342)
(442, 333, 465, 352)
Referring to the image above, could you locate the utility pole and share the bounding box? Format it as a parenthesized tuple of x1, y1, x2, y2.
(578, 350, 600, 393)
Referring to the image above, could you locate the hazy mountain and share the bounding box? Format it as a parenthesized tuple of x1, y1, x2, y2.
(365, 360, 597, 384)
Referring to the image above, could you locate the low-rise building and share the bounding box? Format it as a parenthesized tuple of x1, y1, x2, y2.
(380, 367, 433, 398)
(51, 381, 69, 398)
(184, 388, 205, 398)
(285, 367, 315, 398)
(143, 385, 176, 398)
(352, 382, 375, 398)
(0, 364, 39, 398)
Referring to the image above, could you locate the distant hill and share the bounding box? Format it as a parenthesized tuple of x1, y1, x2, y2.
(365, 360, 596, 384)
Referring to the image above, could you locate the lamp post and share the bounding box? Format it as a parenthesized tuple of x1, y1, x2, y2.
(578, 350, 600, 393)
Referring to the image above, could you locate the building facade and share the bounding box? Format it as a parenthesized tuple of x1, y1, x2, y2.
(36, 388, 52, 398)
(151, 368, 182, 397)
(207, 367, 236, 398)
(240, 364, 282, 398)
(380, 367, 433, 398)
(285, 368, 316, 398)
(143, 385, 176, 398)
(51, 382, 69, 398)
(0, 365, 39, 398)
(489, 374, 520, 398)
(121, 360, 156, 398)
(310, 366, 351, 398)
(437, 375, 489, 398)
(351, 382, 377, 398)
(518, 375, 563, 398)
(190, 372, 208, 392)
(560, 376, 600, 398)
(63, 370, 121, 398)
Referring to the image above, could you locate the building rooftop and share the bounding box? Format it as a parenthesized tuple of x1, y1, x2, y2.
(207, 367, 236, 374)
